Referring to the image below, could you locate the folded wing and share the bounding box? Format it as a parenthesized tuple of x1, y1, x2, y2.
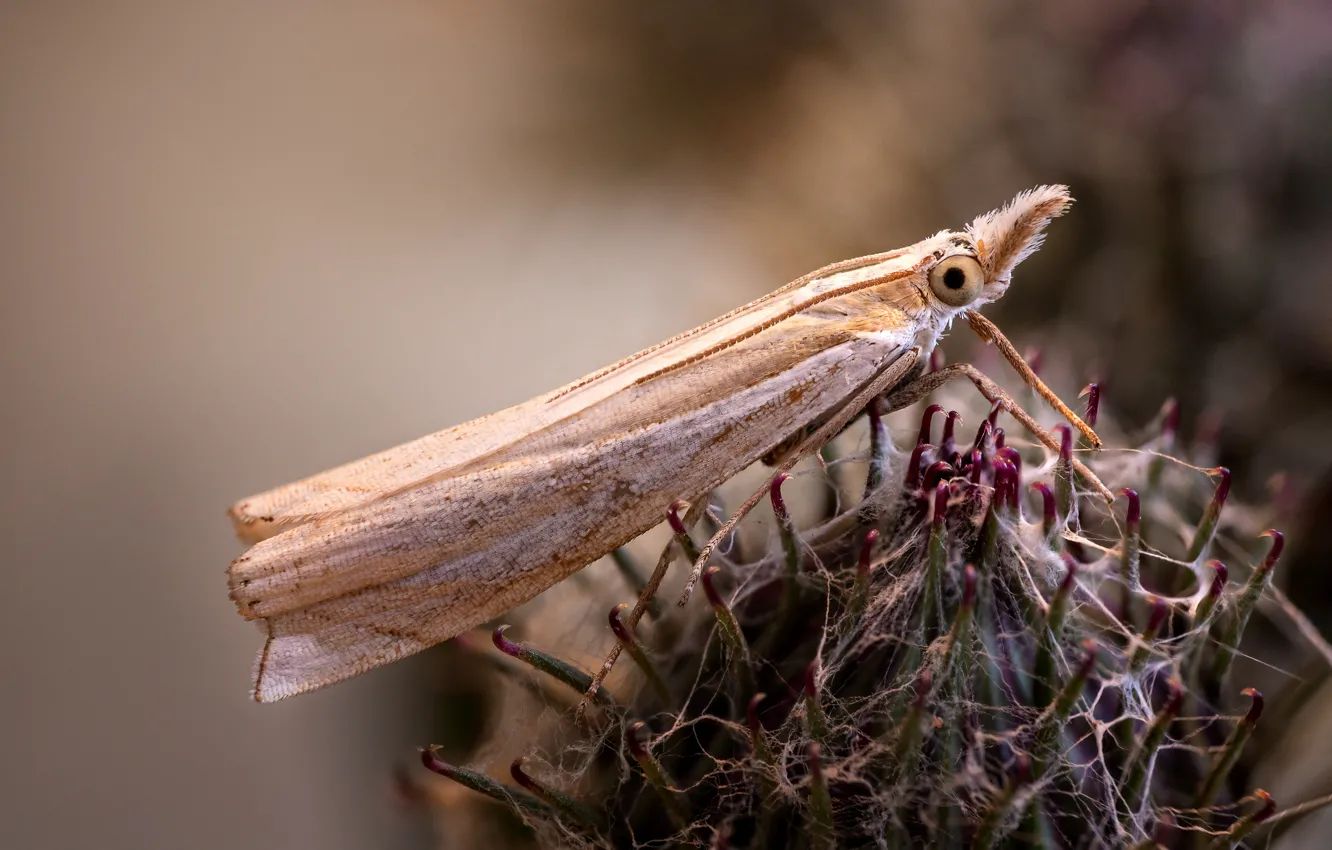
(227, 248, 917, 543)
(232, 324, 915, 701)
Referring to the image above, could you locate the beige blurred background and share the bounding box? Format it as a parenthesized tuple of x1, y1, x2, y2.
(0, 3, 765, 849)
(3, 2, 1331, 848)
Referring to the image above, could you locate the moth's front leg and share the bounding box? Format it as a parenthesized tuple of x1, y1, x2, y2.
(879, 362, 1113, 502)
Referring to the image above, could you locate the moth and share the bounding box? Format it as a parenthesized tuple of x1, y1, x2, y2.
(228, 185, 1107, 702)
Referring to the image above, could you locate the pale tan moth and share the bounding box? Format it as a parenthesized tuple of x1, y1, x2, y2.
(227, 185, 1109, 703)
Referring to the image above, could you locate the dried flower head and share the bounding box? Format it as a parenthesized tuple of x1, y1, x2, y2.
(415, 358, 1320, 849)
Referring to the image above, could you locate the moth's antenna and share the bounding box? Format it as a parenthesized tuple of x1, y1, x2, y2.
(964, 310, 1102, 449)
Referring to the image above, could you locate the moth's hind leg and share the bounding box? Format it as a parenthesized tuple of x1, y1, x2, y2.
(882, 362, 1113, 502)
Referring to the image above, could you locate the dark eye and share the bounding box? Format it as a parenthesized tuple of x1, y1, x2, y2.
(928, 255, 984, 307)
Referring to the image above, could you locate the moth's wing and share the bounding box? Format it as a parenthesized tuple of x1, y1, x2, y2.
(234, 329, 918, 701)
(228, 249, 917, 543)
(229, 392, 558, 543)
(231, 318, 910, 619)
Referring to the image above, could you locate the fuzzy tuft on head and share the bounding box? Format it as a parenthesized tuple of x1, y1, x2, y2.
(967, 184, 1072, 302)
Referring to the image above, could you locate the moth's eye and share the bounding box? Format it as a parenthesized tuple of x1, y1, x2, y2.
(928, 255, 985, 307)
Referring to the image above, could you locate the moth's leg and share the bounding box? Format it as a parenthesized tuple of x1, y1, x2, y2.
(887, 363, 1114, 502)
(576, 499, 706, 720)
(965, 310, 1100, 448)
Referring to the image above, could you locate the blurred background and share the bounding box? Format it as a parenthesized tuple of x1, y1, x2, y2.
(3, 1, 1331, 847)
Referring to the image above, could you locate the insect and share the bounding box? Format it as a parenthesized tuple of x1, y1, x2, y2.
(227, 185, 1108, 702)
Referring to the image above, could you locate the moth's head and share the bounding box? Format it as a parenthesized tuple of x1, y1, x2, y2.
(913, 185, 1073, 322)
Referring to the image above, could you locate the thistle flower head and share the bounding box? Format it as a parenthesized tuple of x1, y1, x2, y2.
(417, 360, 1316, 849)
